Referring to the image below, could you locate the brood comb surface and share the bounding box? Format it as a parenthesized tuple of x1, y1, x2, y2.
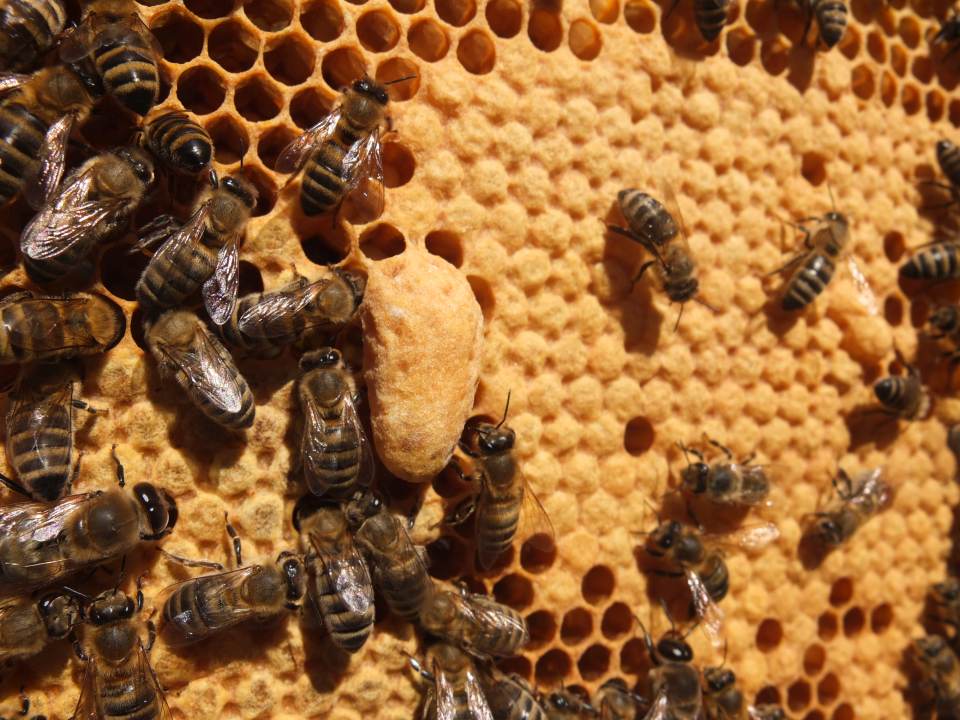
(1, 0, 959, 718)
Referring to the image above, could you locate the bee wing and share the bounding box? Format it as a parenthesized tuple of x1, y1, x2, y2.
(5, 379, 73, 463)
(342, 127, 385, 218)
(301, 389, 374, 494)
(729, 522, 780, 551)
(686, 568, 725, 650)
(0, 73, 30, 96)
(275, 110, 343, 174)
(660, 180, 692, 250)
(3, 297, 107, 354)
(516, 470, 556, 552)
(643, 688, 671, 720)
(135, 638, 174, 720)
(237, 281, 323, 339)
(71, 656, 100, 720)
(458, 592, 528, 650)
(24, 114, 74, 210)
(202, 240, 240, 326)
(143, 202, 210, 264)
(157, 566, 260, 646)
(154, 328, 247, 418)
(61, 14, 161, 61)
(312, 535, 373, 614)
(845, 256, 878, 316)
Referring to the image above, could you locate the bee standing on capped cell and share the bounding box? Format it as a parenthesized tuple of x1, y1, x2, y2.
(59, 0, 160, 116)
(220, 268, 366, 356)
(0, 291, 125, 364)
(449, 395, 554, 571)
(0, 450, 177, 594)
(912, 635, 960, 719)
(145, 310, 255, 431)
(795, 0, 847, 48)
(418, 585, 529, 658)
(0, 0, 67, 72)
(135, 173, 257, 325)
(637, 617, 703, 720)
(900, 239, 960, 281)
(805, 467, 892, 548)
(346, 491, 433, 621)
(159, 516, 305, 647)
(3, 362, 102, 502)
(873, 351, 930, 421)
(297, 347, 372, 499)
(0, 591, 79, 665)
(20, 145, 154, 283)
(408, 642, 495, 720)
(143, 110, 213, 175)
(294, 497, 374, 653)
(677, 438, 771, 508)
(276, 76, 412, 217)
(71, 580, 171, 720)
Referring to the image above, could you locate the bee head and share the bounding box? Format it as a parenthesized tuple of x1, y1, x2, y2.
(133, 483, 178, 540)
(300, 347, 342, 372)
(680, 461, 710, 494)
(476, 424, 515, 454)
(221, 175, 258, 209)
(704, 666, 735, 692)
(656, 632, 693, 664)
(87, 590, 136, 626)
(38, 593, 81, 638)
(352, 77, 389, 105)
(666, 276, 699, 305)
(113, 147, 155, 186)
(333, 268, 367, 309)
(344, 489, 382, 529)
(645, 520, 681, 556)
(277, 551, 306, 607)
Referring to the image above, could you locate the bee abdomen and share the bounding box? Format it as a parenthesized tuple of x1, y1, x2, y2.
(0, 0, 67, 72)
(136, 244, 216, 311)
(375, 560, 431, 620)
(901, 244, 960, 280)
(938, 140, 960, 187)
(782, 254, 835, 310)
(0, 102, 44, 205)
(477, 498, 521, 569)
(301, 144, 347, 216)
(700, 559, 729, 603)
(99, 669, 162, 720)
(313, 574, 373, 652)
(874, 376, 910, 410)
(694, 0, 729, 40)
(814, 0, 847, 47)
(95, 41, 158, 116)
(145, 111, 212, 174)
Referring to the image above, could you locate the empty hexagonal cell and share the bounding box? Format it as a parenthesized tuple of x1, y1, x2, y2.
(884, 295, 903, 326)
(265, 33, 316, 86)
(301, 0, 344, 40)
(829, 577, 853, 606)
(832, 703, 854, 720)
(890, 44, 907, 76)
(787, 680, 811, 711)
(468, 275, 495, 320)
(100, 244, 150, 302)
(150, 11, 204, 63)
(290, 87, 333, 129)
(425, 535, 469, 579)
(457, 30, 497, 74)
(880, 71, 897, 107)
(581, 565, 615, 604)
(803, 712, 825, 720)
(486, 0, 522, 37)
(578, 644, 610, 680)
(619, 637, 650, 675)
(424, 230, 463, 268)
(527, 609, 557, 646)
(237, 261, 264, 297)
(726, 28, 756, 66)
(624, 0, 656, 33)
(803, 644, 826, 676)
(818, 673, 840, 705)
(871, 603, 893, 633)
(535, 649, 572, 684)
(322, 47, 369, 91)
(569, 19, 602, 60)
(883, 231, 905, 262)
(497, 655, 532, 680)
(381, 141, 416, 187)
(208, 20, 259, 74)
(239, 165, 278, 216)
(590, 0, 619, 22)
(866, 30, 886, 62)
(519, 533, 556, 573)
(756, 618, 783, 652)
(409, 19, 450, 61)
(257, 124, 298, 170)
(928, 89, 945, 122)
(493, 574, 534, 610)
(205, 115, 249, 165)
(902, 83, 921, 115)
(560, 607, 593, 645)
(842, 606, 865, 636)
(235, 76, 284, 121)
(185, 0, 235, 18)
(376, 58, 421, 100)
(177, 65, 226, 115)
(244, 0, 294, 30)
(529, 8, 563, 51)
(817, 611, 838, 640)
(755, 686, 781, 706)
(389, 0, 426, 12)
(851, 64, 874, 99)
(437, 0, 477, 25)
(601, 602, 632, 639)
(624, 416, 654, 455)
(357, 9, 402, 52)
(360, 223, 406, 261)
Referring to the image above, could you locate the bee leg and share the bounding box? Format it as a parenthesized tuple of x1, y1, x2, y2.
(145, 619, 157, 652)
(225, 514, 243, 567)
(606, 224, 643, 245)
(160, 549, 225, 571)
(441, 496, 477, 528)
(707, 438, 734, 460)
(111, 444, 125, 488)
(70, 631, 89, 662)
(67, 451, 85, 495)
(630, 261, 658, 290)
(71, 399, 104, 414)
(0, 472, 31, 499)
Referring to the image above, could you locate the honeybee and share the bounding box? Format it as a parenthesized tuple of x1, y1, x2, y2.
(929, 578, 960, 635)
(900, 241, 960, 281)
(934, 11, 960, 59)
(542, 688, 593, 718)
(702, 665, 750, 719)
(347, 492, 433, 621)
(159, 517, 305, 647)
(0, 64, 95, 207)
(747, 706, 787, 720)
(0, 0, 67, 72)
(0, 452, 177, 594)
(21, 145, 154, 283)
(0, 590, 80, 665)
(143, 110, 213, 175)
(873, 351, 930, 421)
(144, 310, 255, 431)
(643, 519, 779, 648)
(135, 173, 257, 326)
(638, 619, 703, 720)
(450, 395, 554, 571)
(485, 673, 549, 720)
(3, 362, 101, 502)
(59, 0, 160, 116)
(297, 347, 372, 499)
(408, 642, 495, 720)
(927, 303, 960, 354)
(220, 268, 366, 356)
(277, 76, 411, 217)
(0, 291, 125, 364)
(607, 186, 706, 329)
(593, 679, 641, 720)
(294, 497, 374, 653)
(418, 585, 529, 658)
(692, 0, 730, 40)
(912, 635, 960, 719)
(806, 467, 892, 548)
(72, 581, 171, 720)
(797, 0, 847, 48)
(677, 438, 771, 508)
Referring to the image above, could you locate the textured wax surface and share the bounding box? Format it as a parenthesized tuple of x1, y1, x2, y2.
(0, 0, 958, 718)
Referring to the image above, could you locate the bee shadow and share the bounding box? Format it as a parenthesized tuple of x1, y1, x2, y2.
(632, 545, 698, 625)
(300, 620, 353, 693)
(797, 527, 831, 570)
(844, 404, 900, 451)
(759, 294, 801, 337)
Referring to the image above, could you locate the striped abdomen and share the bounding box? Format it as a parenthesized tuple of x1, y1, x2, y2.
(0, 300, 62, 362)
(874, 375, 924, 418)
(300, 118, 367, 216)
(698, 553, 729, 603)
(309, 561, 373, 652)
(464, 595, 528, 656)
(6, 395, 72, 501)
(24, 230, 101, 284)
(219, 291, 289, 354)
(476, 485, 522, 570)
(145, 111, 212, 174)
(693, 0, 729, 40)
(814, 0, 847, 47)
(938, 140, 960, 187)
(185, 332, 253, 430)
(160, 576, 243, 645)
(0, 0, 67, 72)
(618, 189, 677, 245)
(136, 232, 219, 312)
(94, 660, 164, 720)
(0, 102, 44, 205)
(425, 678, 479, 720)
(301, 376, 361, 496)
(94, 27, 158, 116)
(901, 243, 960, 280)
(782, 253, 836, 310)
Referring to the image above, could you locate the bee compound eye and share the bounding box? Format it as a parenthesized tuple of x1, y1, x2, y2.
(133, 483, 176, 538)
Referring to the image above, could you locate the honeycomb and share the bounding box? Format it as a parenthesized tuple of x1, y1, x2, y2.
(1, 0, 960, 717)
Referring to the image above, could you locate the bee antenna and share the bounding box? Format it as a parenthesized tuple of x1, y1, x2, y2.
(62, 586, 91, 602)
(495, 391, 512, 429)
(826, 180, 837, 213)
(208, 168, 219, 189)
(695, 296, 718, 313)
(114, 555, 127, 594)
(384, 74, 418, 85)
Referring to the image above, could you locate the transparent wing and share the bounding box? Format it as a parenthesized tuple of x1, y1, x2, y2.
(661, 180, 691, 252)
(686, 569, 725, 650)
(516, 470, 556, 553)
(845, 256, 878, 316)
(23, 114, 74, 210)
(312, 535, 373, 614)
(143, 203, 210, 270)
(275, 110, 342, 174)
(434, 662, 458, 720)
(342, 128, 385, 218)
(459, 593, 528, 650)
(166, 325, 247, 416)
(463, 664, 495, 720)
(157, 566, 259, 647)
(203, 240, 239, 326)
(729, 522, 781, 551)
(3, 297, 102, 352)
(61, 14, 161, 62)
(237, 280, 322, 339)
(851, 467, 894, 511)
(71, 656, 100, 720)
(301, 389, 373, 494)
(643, 688, 671, 720)
(5, 380, 73, 470)
(135, 639, 174, 720)
(0, 73, 29, 96)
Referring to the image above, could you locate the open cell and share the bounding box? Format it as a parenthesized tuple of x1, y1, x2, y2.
(529, 8, 563, 51)
(177, 66, 226, 115)
(185, 0, 235, 18)
(457, 30, 497, 74)
(535, 649, 572, 684)
(624, 0, 656, 33)
(590, 0, 619, 22)
(359, 223, 406, 261)
(300, 226, 351, 265)
(382, 142, 416, 187)
(206, 114, 250, 164)
(468, 275, 495, 320)
(264, 34, 316, 85)
(290, 87, 333, 129)
(437, 0, 477, 25)
(829, 577, 853, 606)
(239, 165, 278, 216)
(322, 47, 369, 90)
(527, 610, 557, 645)
(237, 261, 264, 297)
(756, 618, 783, 651)
(424, 230, 464, 268)
(624, 416, 654, 455)
(301, 0, 344, 40)
(100, 243, 150, 301)
(871, 603, 893, 633)
(601, 602, 632, 638)
(560, 607, 593, 645)
(244, 0, 294, 30)
(425, 536, 468, 579)
(788, 680, 811, 711)
(257, 125, 298, 170)
(569, 19, 602, 60)
(208, 19, 260, 72)
(150, 11, 204, 63)
(409, 19, 450, 61)
(581, 565, 615, 603)
(376, 59, 421, 100)
(357, 10, 402, 52)
(803, 644, 826, 676)
(818, 611, 838, 640)
(578, 644, 610, 680)
(486, 0, 522, 37)
(235, 76, 284, 121)
(818, 673, 840, 705)
(842, 607, 865, 636)
(389, 0, 426, 12)
(493, 574, 535, 609)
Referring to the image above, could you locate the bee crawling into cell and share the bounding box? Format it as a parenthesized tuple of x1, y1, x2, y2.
(934, 8, 960, 61)
(872, 349, 931, 422)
